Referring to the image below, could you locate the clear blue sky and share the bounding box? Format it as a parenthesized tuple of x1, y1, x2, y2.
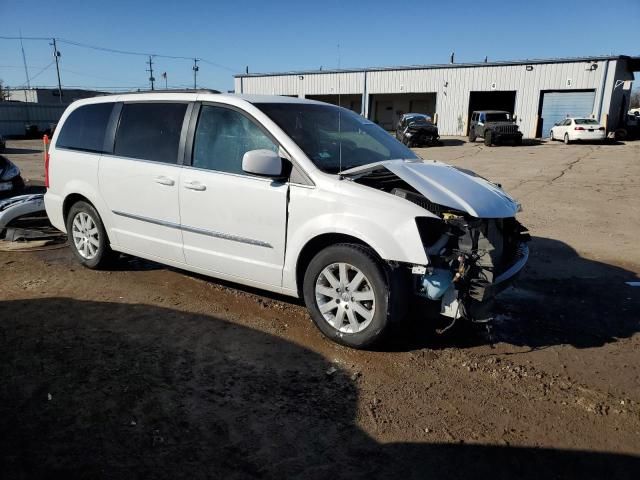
(1, 0, 638, 92)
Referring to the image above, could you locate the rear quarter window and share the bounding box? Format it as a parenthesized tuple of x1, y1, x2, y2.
(56, 103, 114, 153)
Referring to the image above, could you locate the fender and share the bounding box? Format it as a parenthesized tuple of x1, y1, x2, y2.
(282, 181, 430, 293)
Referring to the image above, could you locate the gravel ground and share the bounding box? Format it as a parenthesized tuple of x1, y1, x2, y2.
(1, 138, 639, 479)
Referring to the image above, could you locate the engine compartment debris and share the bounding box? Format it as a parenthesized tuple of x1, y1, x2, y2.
(349, 164, 530, 325)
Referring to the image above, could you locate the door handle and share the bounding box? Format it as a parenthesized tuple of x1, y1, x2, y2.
(184, 181, 206, 191)
(154, 176, 175, 186)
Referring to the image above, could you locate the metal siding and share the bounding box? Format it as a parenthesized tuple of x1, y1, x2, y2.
(0, 103, 66, 136)
(236, 59, 613, 137)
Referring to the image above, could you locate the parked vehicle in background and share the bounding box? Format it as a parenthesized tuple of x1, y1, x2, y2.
(395, 113, 440, 147)
(469, 110, 523, 146)
(0, 155, 25, 198)
(44, 93, 528, 349)
(549, 118, 606, 144)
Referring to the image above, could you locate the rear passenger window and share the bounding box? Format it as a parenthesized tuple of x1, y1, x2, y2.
(114, 103, 188, 164)
(56, 103, 114, 153)
(192, 105, 277, 175)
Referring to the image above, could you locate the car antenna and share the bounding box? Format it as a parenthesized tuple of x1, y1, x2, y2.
(337, 43, 343, 176)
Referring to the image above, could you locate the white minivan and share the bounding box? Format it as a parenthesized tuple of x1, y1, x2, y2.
(45, 92, 529, 348)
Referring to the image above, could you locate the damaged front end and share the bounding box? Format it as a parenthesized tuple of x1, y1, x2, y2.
(403, 124, 440, 147)
(343, 159, 530, 325)
(415, 214, 530, 324)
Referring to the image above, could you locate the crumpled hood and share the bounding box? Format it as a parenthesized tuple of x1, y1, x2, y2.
(343, 159, 520, 218)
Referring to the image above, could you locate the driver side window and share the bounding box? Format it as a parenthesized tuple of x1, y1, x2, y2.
(192, 105, 278, 175)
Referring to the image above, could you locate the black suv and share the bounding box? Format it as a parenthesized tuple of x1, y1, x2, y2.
(395, 113, 440, 147)
(469, 110, 523, 146)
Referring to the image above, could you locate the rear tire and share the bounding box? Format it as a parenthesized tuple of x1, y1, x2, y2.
(66, 201, 116, 269)
(303, 244, 393, 349)
(468, 129, 476, 142)
(484, 130, 493, 146)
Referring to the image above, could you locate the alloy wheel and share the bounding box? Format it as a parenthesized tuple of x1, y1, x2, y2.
(315, 262, 376, 333)
(71, 211, 100, 259)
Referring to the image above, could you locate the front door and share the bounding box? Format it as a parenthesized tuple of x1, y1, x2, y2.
(98, 102, 189, 263)
(179, 104, 288, 288)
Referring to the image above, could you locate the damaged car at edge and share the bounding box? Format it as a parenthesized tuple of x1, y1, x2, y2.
(395, 113, 440, 147)
(44, 94, 528, 349)
(0, 155, 25, 199)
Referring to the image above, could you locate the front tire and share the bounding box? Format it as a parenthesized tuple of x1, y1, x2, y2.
(484, 130, 493, 146)
(66, 201, 115, 269)
(468, 129, 476, 142)
(564, 133, 570, 145)
(303, 244, 392, 349)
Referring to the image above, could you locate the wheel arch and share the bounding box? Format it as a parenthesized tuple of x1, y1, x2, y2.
(62, 193, 94, 223)
(295, 233, 383, 298)
(62, 193, 114, 247)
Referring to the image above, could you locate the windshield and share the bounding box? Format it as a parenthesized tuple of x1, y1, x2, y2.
(574, 118, 600, 125)
(485, 113, 510, 122)
(256, 103, 418, 173)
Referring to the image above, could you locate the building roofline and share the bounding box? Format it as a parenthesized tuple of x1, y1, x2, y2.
(235, 55, 638, 78)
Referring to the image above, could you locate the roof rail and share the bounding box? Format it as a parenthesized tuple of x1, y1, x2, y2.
(116, 88, 221, 95)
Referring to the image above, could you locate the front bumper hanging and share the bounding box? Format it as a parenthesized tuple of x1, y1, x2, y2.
(418, 242, 529, 320)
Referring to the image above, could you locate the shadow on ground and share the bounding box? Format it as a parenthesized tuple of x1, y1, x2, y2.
(438, 138, 467, 147)
(26, 226, 640, 356)
(394, 236, 640, 352)
(1, 297, 638, 479)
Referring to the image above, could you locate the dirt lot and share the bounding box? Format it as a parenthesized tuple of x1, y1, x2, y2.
(2, 138, 639, 479)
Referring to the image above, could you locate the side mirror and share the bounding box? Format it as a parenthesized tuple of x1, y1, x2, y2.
(242, 149, 285, 178)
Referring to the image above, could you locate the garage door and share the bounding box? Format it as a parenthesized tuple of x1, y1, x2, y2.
(540, 91, 596, 138)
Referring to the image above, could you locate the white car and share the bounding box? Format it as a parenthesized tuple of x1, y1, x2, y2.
(549, 117, 606, 144)
(44, 92, 529, 348)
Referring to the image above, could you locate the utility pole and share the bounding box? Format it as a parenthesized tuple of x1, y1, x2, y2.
(192, 58, 199, 89)
(146, 56, 155, 91)
(51, 38, 63, 103)
(19, 32, 31, 90)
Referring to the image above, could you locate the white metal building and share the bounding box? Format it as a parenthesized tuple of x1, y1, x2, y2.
(235, 55, 639, 138)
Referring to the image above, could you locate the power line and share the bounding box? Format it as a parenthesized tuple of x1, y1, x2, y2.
(59, 67, 141, 85)
(22, 61, 55, 85)
(0, 64, 50, 69)
(56, 37, 238, 71)
(0, 35, 240, 72)
(0, 35, 51, 41)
